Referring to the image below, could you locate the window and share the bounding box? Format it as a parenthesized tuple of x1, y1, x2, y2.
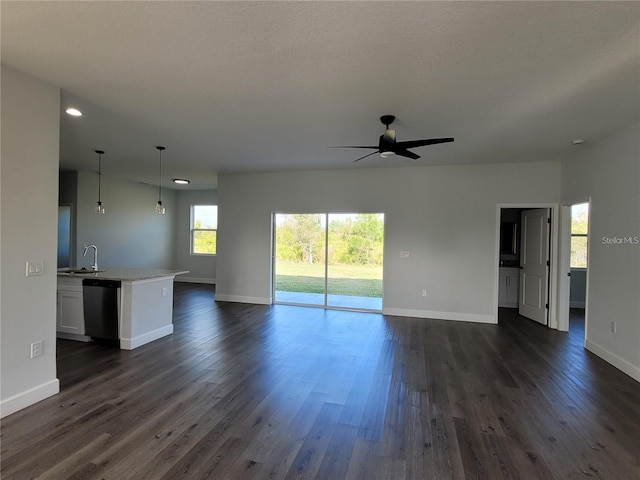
(570, 203, 588, 268)
(191, 205, 217, 255)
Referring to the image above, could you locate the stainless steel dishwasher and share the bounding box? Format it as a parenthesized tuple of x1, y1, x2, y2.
(82, 278, 121, 341)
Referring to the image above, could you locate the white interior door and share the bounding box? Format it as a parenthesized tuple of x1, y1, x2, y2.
(519, 209, 550, 325)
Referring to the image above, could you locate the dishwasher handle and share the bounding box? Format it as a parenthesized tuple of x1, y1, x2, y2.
(82, 279, 121, 288)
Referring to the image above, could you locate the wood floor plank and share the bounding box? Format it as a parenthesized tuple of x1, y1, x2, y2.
(1, 287, 639, 479)
(35, 432, 112, 480)
(88, 381, 224, 479)
(284, 401, 343, 480)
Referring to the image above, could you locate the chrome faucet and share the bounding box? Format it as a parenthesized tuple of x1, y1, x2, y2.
(83, 244, 99, 271)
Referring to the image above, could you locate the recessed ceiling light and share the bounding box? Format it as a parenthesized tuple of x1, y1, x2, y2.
(172, 178, 190, 185)
(571, 139, 585, 146)
(65, 107, 82, 117)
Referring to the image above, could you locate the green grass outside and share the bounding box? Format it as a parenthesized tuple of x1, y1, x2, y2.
(275, 262, 382, 297)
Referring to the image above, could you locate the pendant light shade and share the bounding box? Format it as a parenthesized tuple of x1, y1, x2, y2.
(155, 146, 166, 215)
(95, 150, 105, 214)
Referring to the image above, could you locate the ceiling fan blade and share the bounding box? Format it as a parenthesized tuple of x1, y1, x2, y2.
(396, 137, 454, 149)
(393, 149, 420, 160)
(352, 151, 380, 163)
(327, 145, 378, 149)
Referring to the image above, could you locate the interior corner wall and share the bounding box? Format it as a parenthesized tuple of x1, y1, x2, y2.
(174, 189, 218, 283)
(1, 65, 61, 417)
(216, 161, 561, 321)
(74, 171, 177, 269)
(562, 121, 640, 381)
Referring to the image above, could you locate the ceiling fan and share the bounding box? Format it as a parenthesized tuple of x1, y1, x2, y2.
(330, 115, 454, 163)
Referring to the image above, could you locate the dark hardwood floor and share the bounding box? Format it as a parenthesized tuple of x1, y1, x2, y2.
(1, 285, 639, 479)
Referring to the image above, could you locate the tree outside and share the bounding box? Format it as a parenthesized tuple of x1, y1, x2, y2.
(193, 224, 217, 254)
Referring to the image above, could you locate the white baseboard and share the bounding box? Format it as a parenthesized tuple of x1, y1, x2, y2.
(585, 339, 640, 382)
(0, 379, 60, 418)
(56, 332, 91, 342)
(175, 277, 216, 285)
(570, 301, 586, 308)
(215, 294, 271, 305)
(120, 324, 174, 350)
(382, 307, 496, 324)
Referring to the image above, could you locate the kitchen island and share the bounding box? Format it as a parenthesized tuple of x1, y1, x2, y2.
(57, 267, 188, 350)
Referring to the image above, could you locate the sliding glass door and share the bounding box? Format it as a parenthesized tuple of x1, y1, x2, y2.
(273, 214, 326, 306)
(327, 214, 383, 310)
(273, 213, 383, 311)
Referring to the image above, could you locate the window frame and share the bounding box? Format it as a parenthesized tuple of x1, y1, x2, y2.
(570, 232, 588, 269)
(190, 205, 218, 256)
(570, 203, 589, 269)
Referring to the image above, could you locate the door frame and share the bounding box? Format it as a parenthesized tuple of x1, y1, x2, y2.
(495, 203, 560, 329)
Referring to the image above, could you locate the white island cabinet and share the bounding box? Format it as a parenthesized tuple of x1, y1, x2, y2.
(57, 268, 187, 350)
(56, 276, 91, 341)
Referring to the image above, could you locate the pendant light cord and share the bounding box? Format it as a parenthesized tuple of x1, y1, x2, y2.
(159, 150, 162, 203)
(156, 146, 166, 208)
(94, 150, 105, 212)
(98, 153, 102, 202)
(158, 147, 163, 203)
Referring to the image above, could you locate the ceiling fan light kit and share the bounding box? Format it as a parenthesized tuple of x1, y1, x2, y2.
(330, 115, 454, 163)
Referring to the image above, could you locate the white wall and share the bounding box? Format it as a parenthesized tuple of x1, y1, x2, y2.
(174, 189, 217, 283)
(74, 171, 177, 269)
(562, 122, 640, 381)
(1, 66, 60, 416)
(216, 161, 561, 322)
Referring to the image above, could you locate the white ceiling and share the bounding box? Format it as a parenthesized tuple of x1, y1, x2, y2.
(2, 1, 638, 190)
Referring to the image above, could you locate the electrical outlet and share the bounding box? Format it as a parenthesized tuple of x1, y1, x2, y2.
(610, 321, 616, 333)
(30, 341, 43, 358)
(400, 251, 410, 258)
(422, 289, 428, 297)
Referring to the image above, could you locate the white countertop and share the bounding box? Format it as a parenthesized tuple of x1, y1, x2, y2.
(57, 267, 188, 281)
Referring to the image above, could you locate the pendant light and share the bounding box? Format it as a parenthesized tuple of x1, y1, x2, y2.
(155, 146, 166, 214)
(95, 150, 105, 214)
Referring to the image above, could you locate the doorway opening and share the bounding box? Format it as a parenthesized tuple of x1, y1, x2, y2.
(273, 213, 384, 311)
(567, 202, 589, 333)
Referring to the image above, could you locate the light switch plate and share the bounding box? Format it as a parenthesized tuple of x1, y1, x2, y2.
(26, 261, 44, 276)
